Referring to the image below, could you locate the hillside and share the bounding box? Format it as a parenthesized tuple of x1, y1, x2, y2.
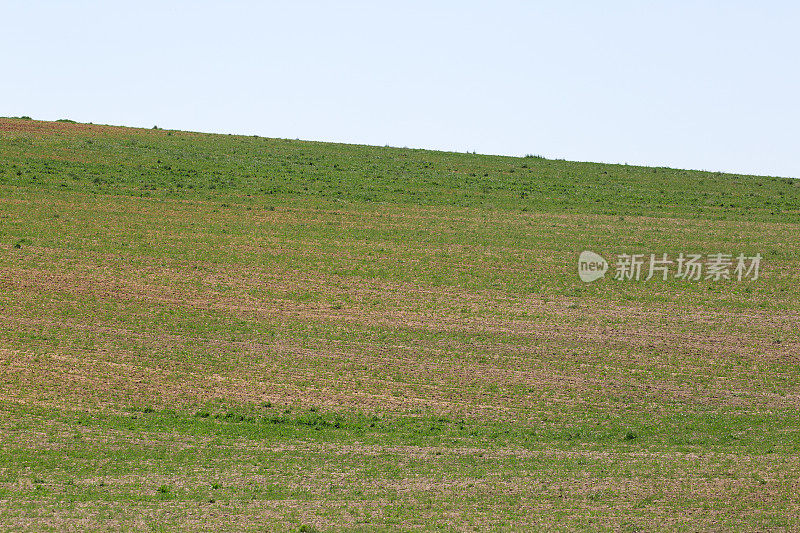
(1, 117, 799, 530)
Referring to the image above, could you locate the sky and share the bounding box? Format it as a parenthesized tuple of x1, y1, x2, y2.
(2, 1, 798, 178)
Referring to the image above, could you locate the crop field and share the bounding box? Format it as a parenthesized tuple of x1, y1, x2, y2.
(1, 117, 799, 531)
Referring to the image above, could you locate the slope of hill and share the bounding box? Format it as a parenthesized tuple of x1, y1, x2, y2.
(1, 118, 799, 530)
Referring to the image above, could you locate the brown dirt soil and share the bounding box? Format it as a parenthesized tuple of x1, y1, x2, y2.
(1, 243, 798, 417)
(0, 118, 184, 137)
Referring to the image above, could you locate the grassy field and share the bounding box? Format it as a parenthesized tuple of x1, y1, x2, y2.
(1, 117, 799, 531)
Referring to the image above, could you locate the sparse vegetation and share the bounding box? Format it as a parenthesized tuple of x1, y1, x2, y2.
(0, 117, 799, 530)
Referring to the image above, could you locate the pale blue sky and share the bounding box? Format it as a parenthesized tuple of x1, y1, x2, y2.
(2, 1, 798, 177)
